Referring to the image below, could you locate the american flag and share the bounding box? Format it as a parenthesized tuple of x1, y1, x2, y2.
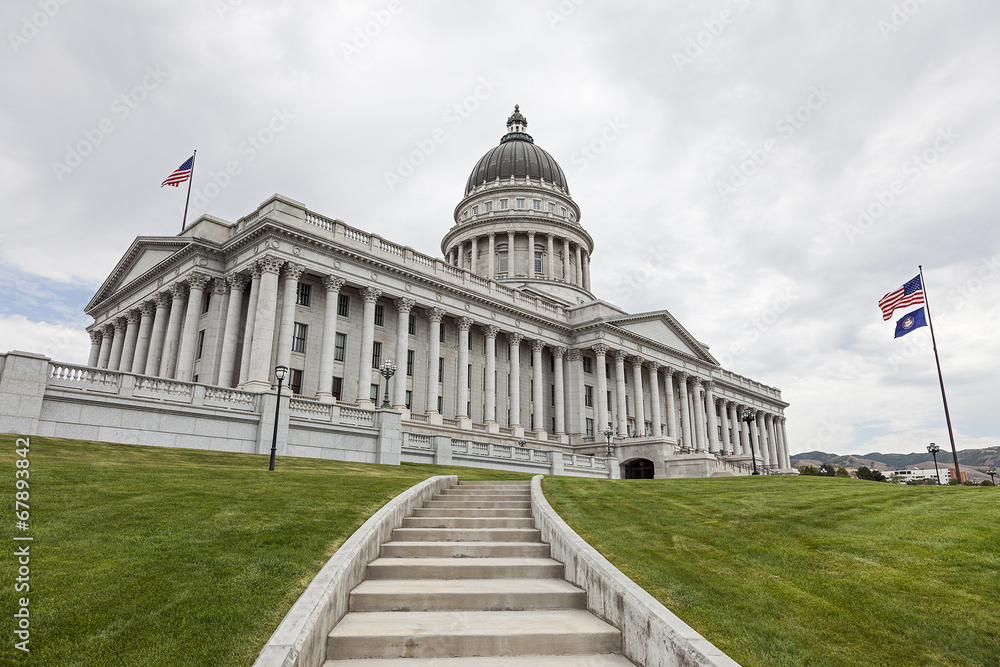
(161, 156, 194, 187)
(878, 275, 924, 320)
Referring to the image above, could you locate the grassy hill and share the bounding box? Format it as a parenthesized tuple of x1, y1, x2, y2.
(791, 446, 1000, 471)
(3, 435, 998, 666)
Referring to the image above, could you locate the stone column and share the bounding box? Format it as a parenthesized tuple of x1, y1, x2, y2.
(131, 302, 156, 374)
(393, 298, 415, 408)
(631, 357, 645, 436)
(246, 256, 284, 391)
(97, 324, 114, 368)
(487, 233, 496, 278)
(426, 308, 444, 413)
(647, 362, 662, 437)
(592, 344, 609, 432)
(357, 286, 382, 406)
(314, 276, 346, 402)
(87, 330, 102, 367)
(693, 379, 708, 451)
(217, 273, 248, 388)
(565, 349, 584, 435)
(118, 311, 140, 373)
(741, 407, 753, 460)
(176, 272, 211, 382)
(483, 326, 499, 423)
(766, 413, 779, 469)
(582, 252, 591, 291)
(527, 231, 536, 275)
(508, 333, 523, 427)
(676, 371, 690, 450)
(547, 234, 555, 278)
(507, 231, 515, 274)
(107, 317, 127, 371)
(238, 264, 262, 387)
(469, 238, 477, 275)
(552, 346, 566, 435)
(531, 339, 545, 434)
(575, 245, 583, 285)
(275, 263, 306, 372)
(563, 239, 571, 281)
(781, 418, 792, 468)
(757, 414, 770, 466)
(613, 350, 628, 436)
(201, 279, 229, 384)
(664, 368, 678, 440)
(705, 381, 719, 453)
(727, 402, 740, 455)
(456, 317, 473, 418)
(145, 292, 171, 376)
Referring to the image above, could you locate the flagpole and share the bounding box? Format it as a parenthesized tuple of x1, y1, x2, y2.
(181, 149, 197, 233)
(918, 265, 962, 482)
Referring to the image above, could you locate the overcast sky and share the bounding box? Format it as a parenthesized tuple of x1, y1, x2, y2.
(3, 1, 999, 457)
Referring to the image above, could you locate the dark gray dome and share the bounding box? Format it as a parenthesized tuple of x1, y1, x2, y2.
(464, 106, 570, 196)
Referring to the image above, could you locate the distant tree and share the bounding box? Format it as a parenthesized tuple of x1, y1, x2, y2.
(857, 466, 887, 482)
(947, 479, 962, 486)
(835, 467, 850, 477)
(962, 480, 978, 486)
(889, 474, 903, 484)
(798, 465, 820, 476)
(819, 463, 837, 476)
(981, 479, 994, 487)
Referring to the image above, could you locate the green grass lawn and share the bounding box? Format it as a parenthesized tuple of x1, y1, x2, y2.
(543, 475, 1000, 667)
(0, 436, 529, 666)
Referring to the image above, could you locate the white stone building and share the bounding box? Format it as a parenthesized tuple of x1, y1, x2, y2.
(73, 106, 791, 478)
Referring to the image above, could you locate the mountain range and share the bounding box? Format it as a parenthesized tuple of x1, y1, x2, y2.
(790, 446, 1000, 472)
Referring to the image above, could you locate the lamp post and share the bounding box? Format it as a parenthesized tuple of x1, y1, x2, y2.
(742, 408, 760, 475)
(986, 468, 996, 486)
(603, 426, 615, 458)
(379, 358, 396, 409)
(518, 437, 526, 449)
(927, 442, 941, 485)
(269, 365, 288, 472)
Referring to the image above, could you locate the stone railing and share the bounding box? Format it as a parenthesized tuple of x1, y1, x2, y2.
(48, 363, 121, 392)
(563, 454, 608, 470)
(337, 405, 375, 427)
(133, 376, 195, 400)
(289, 398, 333, 420)
(403, 433, 432, 449)
(204, 387, 258, 410)
(408, 412, 430, 423)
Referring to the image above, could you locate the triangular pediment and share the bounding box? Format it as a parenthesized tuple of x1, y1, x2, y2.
(86, 238, 192, 313)
(606, 311, 718, 364)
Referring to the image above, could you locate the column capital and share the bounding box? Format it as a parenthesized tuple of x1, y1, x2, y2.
(113, 317, 128, 332)
(362, 286, 382, 303)
(210, 278, 228, 295)
(427, 307, 445, 323)
(155, 292, 172, 308)
(251, 262, 263, 278)
(283, 262, 306, 281)
(690, 376, 703, 388)
(323, 275, 346, 292)
(507, 332, 524, 347)
(395, 297, 416, 314)
(645, 360, 660, 372)
(551, 345, 566, 359)
(101, 323, 115, 336)
(169, 282, 189, 299)
(674, 370, 687, 381)
(226, 273, 249, 292)
(530, 339, 545, 353)
(612, 349, 628, 362)
(662, 366, 674, 378)
(703, 380, 715, 392)
(257, 254, 284, 275)
(89, 329, 102, 344)
(489, 231, 496, 240)
(630, 355, 644, 368)
(127, 309, 141, 325)
(565, 348, 583, 362)
(186, 272, 212, 291)
(483, 325, 500, 339)
(457, 316, 474, 332)
(591, 343, 609, 356)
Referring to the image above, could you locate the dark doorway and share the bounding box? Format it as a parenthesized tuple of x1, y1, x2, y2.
(621, 458, 655, 479)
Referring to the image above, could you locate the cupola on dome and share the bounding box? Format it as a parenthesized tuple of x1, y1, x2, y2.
(464, 105, 570, 196)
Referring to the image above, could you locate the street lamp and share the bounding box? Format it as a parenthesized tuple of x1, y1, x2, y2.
(379, 358, 397, 409)
(603, 426, 615, 458)
(742, 408, 760, 475)
(269, 365, 288, 472)
(927, 442, 941, 485)
(986, 468, 996, 486)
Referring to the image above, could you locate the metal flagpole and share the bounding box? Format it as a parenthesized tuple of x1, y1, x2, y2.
(918, 265, 961, 482)
(181, 149, 197, 233)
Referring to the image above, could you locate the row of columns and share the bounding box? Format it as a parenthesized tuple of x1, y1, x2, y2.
(447, 231, 592, 291)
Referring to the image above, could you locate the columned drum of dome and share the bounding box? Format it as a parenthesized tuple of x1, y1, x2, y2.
(444, 106, 593, 305)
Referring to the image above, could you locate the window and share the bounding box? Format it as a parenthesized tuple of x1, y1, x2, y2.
(484, 201, 492, 212)
(290, 369, 303, 395)
(534, 251, 542, 274)
(586, 418, 595, 437)
(551, 417, 556, 433)
(338, 294, 350, 317)
(498, 250, 508, 273)
(438, 357, 444, 383)
(533, 199, 541, 210)
(437, 396, 443, 413)
(292, 322, 307, 353)
(193, 374, 198, 383)
(331, 376, 342, 400)
(196, 330, 205, 359)
(372, 341, 381, 369)
(467, 364, 472, 388)
(583, 356, 593, 374)
(370, 384, 379, 402)
(472, 205, 479, 215)
(584, 385, 594, 407)
(334, 333, 346, 361)
(530, 379, 534, 400)
(549, 355, 555, 372)
(625, 395, 630, 415)
(468, 333, 473, 350)
(408, 313, 416, 335)
(407, 350, 415, 376)
(516, 198, 525, 209)
(548, 202, 555, 212)
(439, 322, 445, 343)
(405, 390, 412, 410)
(500, 199, 508, 210)
(296, 282, 311, 307)
(551, 384, 556, 406)
(607, 391, 612, 410)
(374, 304, 384, 327)
(561, 206, 567, 216)
(202, 294, 211, 314)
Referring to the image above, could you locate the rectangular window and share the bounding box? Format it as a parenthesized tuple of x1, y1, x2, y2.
(407, 350, 415, 376)
(549, 354, 555, 372)
(534, 251, 542, 274)
(331, 376, 342, 400)
(533, 199, 541, 210)
(196, 330, 205, 359)
(607, 391, 612, 410)
(500, 199, 508, 210)
(530, 414, 534, 430)
(625, 395, 630, 415)
(468, 333, 473, 350)
(561, 206, 567, 216)
(405, 390, 412, 410)
(548, 202, 555, 212)
(193, 374, 199, 383)
(468, 364, 472, 388)
(437, 396, 443, 413)
(374, 304, 384, 327)
(584, 385, 594, 407)
(408, 313, 416, 335)
(438, 357, 444, 383)
(334, 333, 346, 361)
(372, 341, 382, 369)
(586, 418, 595, 437)
(439, 321, 445, 343)
(202, 294, 211, 314)
(296, 282, 311, 307)
(551, 384, 555, 406)
(530, 379, 534, 400)
(498, 250, 508, 273)
(292, 322, 307, 353)
(583, 356, 593, 374)
(370, 383, 379, 402)
(516, 198, 525, 209)
(338, 294, 350, 318)
(290, 369, 303, 395)
(484, 201, 492, 212)
(551, 417, 556, 433)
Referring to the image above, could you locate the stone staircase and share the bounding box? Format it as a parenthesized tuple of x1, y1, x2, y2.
(323, 480, 635, 665)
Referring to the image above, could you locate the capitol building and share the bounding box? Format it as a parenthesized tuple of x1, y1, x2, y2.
(11, 106, 792, 478)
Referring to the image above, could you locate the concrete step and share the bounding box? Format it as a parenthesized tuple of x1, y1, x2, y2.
(326, 610, 622, 659)
(366, 557, 563, 580)
(433, 493, 531, 501)
(412, 507, 532, 518)
(380, 541, 550, 559)
(349, 578, 587, 611)
(402, 516, 536, 529)
(391, 527, 541, 543)
(325, 656, 635, 666)
(437, 488, 530, 495)
(456, 481, 531, 487)
(423, 500, 531, 509)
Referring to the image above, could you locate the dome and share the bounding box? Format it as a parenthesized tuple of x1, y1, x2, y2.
(464, 105, 570, 196)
